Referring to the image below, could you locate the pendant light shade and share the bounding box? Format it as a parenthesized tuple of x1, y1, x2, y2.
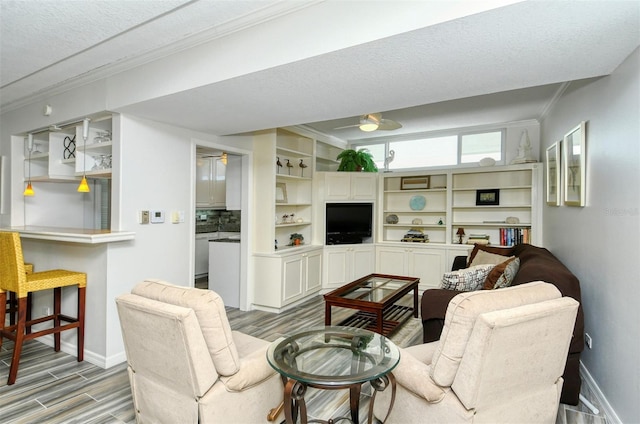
(24, 133, 34, 196)
(77, 118, 91, 193)
(77, 176, 90, 192)
(23, 182, 35, 196)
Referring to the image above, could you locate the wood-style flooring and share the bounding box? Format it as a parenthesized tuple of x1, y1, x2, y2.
(1, 283, 608, 424)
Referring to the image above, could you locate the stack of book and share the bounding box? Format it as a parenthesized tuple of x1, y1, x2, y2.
(467, 234, 490, 245)
(499, 227, 530, 246)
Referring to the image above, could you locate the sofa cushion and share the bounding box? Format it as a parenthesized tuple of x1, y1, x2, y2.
(131, 279, 240, 376)
(483, 257, 516, 289)
(470, 249, 514, 267)
(494, 257, 520, 289)
(467, 243, 514, 267)
(441, 264, 495, 291)
(429, 281, 561, 387)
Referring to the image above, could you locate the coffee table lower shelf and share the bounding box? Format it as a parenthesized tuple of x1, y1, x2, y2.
(337, 304, 414, 336)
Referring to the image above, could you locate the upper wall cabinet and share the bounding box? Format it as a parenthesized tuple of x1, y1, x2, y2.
(323, 172, 377, 201)
(24, 115, 113, 182)
(196, 156, 226, 208)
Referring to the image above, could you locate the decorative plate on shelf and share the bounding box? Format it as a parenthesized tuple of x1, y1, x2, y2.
(386, 214, 399, 224)
(409, 195, 426, 211)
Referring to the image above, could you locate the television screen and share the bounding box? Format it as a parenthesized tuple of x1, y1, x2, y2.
(326, 202, 373, 244)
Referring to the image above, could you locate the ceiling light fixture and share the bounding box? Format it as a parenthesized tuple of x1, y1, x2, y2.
(359, 114, 379, 132)
(77, 118, 91, 193)
(23, 134, 35, 196)
(221, 152, 228, 165)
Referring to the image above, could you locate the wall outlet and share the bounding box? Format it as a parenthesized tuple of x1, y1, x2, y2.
(585, 333, 593, 349)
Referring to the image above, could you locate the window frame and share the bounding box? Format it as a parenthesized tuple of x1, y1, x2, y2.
(352, 128, 506, 172)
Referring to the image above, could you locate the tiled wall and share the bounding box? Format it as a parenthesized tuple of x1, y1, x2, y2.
(196, 209, 241, 233)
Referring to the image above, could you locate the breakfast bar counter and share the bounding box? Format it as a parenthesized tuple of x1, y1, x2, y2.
(1, 226, 135, 244)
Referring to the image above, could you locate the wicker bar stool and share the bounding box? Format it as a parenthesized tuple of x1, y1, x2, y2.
(0, 232, 86, 385)
(6, 263, 33, 326)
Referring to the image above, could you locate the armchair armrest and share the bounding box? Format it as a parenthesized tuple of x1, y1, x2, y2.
(220, 347, 277, 391)
(392, 347, 447, 403)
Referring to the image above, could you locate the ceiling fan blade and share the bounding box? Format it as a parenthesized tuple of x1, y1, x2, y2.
(333, 123, 360, 130)
(377, 119, 402, 130)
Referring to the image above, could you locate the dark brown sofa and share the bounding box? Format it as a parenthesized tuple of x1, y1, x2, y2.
(421, 243, 584, 405)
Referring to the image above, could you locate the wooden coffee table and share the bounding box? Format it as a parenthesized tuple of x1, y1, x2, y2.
(324, 273, 420, 336)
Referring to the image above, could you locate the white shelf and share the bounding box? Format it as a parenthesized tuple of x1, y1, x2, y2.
(452, 185, 532, 191)
(452, 205, 532, 210)
(276, 222, 311, 228)
(276, 146, 312, 157)
(453, 222, 532, 227)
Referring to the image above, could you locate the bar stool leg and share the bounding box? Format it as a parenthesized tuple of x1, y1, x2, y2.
(8, 297, 28, 385)
(77, 286, 86, 362)
(54, 287, 61, 352)
(0, 291, 6, 350)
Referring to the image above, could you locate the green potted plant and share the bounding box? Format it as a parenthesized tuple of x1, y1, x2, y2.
(336, 148, 378, 172)
(289, 233, 304, 246)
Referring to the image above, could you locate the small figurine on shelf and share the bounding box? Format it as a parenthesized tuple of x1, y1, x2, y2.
(286, 159, 293, 175)
(299, 159, 307, 177)
(281, 214, 289, 224)
(289, 233, 304, 246)
(276, 157, 283, 174)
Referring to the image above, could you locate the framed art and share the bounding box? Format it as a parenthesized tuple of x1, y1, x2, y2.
(546, 141, 561, 206)
(401, 176, 430, 190)
(275, 182, 288, 203)
(476, 189, 500, 206)
(563, 121, 586, 207)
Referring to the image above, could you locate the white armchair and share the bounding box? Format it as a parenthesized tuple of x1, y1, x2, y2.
(116, 279, 282, 423)
(373, 281, 579, 423)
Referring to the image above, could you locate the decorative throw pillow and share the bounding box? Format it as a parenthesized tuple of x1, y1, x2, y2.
(467, 243, 515, 267)
(494, 257, 521, 289)
(441, 264, 495, 292)
(470, 249, 515, 267)
(483, 257, 517, 289)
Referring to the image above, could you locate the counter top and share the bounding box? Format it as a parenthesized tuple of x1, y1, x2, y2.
(1, 226, 135, 244)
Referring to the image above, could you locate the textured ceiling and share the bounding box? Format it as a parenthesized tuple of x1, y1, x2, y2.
(1, 1, 639, 142)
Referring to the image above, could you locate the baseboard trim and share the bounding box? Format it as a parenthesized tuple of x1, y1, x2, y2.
(580, 360, 621, 424)
(34, 335, 125, 369)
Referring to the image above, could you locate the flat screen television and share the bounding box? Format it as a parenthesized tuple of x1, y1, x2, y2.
(325, 202, 373, 245)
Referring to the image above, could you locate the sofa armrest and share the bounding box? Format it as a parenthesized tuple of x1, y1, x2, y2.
(452, 255, 468, 271)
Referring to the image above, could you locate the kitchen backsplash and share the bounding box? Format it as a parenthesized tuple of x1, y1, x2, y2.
(196, 209, 241, 233)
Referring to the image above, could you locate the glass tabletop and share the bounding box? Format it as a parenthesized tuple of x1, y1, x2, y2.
(330, 275, 415, 303)
(266, 326, 400, 386)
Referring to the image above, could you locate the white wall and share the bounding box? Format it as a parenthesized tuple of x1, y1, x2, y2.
(541, 48, 639, 423)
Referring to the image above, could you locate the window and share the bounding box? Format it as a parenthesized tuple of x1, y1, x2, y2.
(460, 131, 502, 163)
(353, 129, 504, 171)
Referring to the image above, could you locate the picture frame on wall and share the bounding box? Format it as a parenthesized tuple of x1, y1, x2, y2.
(546, 141, 561, 206)
(476, 189, 500, 206)
(401, 176, 430, 190)
(275, 182, 287, 203)
(563, 121, 586, 207)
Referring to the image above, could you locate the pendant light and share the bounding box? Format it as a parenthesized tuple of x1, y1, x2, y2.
(23, 133, 35, 196)
(77, 118, 91, 193)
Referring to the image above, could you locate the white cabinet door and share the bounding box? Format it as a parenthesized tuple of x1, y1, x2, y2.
(408, 248, 446, 290)
(325, 173, 352, 200)
(282, 255, 304, 303)
(195, 236, 210, 276)
(350, 174, 377, 200)
(304, 250, 323, 293)
(211, 158, 226, 207)
(196, 157, 213, 207)
(350, 245, 375, 280)
(324, 245, 374, 288)
(376, 246, 408, 276)
(325, 247, 349, 287)
(324, 173, 377, 200)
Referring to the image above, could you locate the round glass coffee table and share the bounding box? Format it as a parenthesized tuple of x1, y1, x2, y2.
(266, 326, 400, 424)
